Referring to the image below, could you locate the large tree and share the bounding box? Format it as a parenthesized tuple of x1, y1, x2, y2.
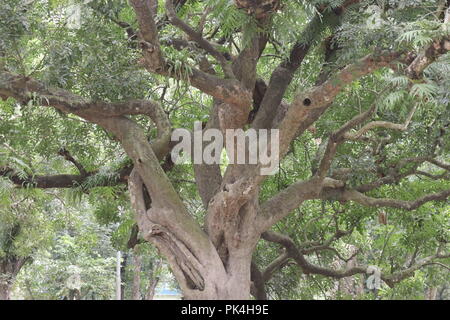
(1, 0, 449, 299)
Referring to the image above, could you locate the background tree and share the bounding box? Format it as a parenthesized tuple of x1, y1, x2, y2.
(0, 0, 449, 300)
(0, 169, 56, 299)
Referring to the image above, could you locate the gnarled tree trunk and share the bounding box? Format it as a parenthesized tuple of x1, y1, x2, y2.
(0, 282, 12, 300)
(132, 250, 142, 300)
(145, 259, 161, 300)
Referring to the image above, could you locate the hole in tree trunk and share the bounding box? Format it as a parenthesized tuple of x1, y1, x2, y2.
(303, 98, 312, 106)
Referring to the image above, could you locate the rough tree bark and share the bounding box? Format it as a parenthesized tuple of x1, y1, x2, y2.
(0, 0, 449, 300)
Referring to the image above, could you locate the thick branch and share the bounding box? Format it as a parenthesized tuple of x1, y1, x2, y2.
(261, 252, 290, 283)
(129, 0, 165, 71)
(316, 100, 380, 180)
(278, 51, 401, 157)
(0, 70, 225, 295)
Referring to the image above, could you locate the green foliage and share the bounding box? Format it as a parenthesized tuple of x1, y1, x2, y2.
(0, 0, 449, 301)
